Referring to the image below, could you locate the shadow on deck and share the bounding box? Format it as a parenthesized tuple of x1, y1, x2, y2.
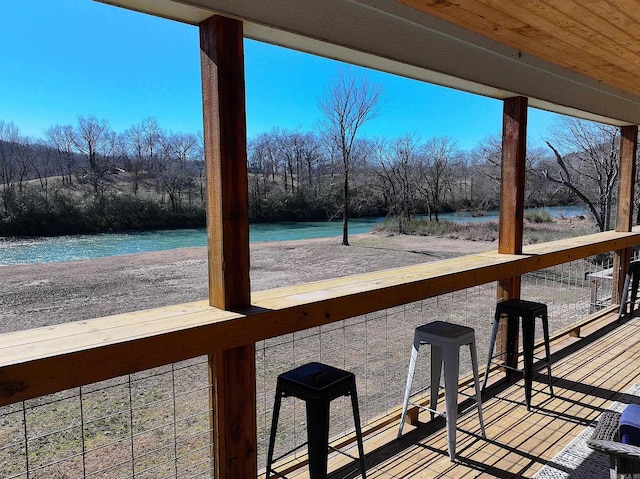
(314, 311, 640, 479)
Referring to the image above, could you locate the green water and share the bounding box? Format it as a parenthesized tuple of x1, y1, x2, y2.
(0, 206, 587, 265)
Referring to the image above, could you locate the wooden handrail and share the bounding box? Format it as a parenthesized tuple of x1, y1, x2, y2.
(1, 229, 639, 406)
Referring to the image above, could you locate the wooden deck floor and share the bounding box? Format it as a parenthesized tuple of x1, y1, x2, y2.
(319, 311, 640, 478)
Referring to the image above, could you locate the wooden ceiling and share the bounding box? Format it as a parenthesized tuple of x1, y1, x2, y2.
(397, 0, 640, 98)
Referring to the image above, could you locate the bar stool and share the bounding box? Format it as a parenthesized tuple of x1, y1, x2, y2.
(482, 299, 554, 410)
(619, 260, 640, 320)
(265, 362, 366, 479)
(397, 321, 486, 461)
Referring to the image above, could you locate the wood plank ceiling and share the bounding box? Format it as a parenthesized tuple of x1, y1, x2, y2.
(397, 0, 640, 99)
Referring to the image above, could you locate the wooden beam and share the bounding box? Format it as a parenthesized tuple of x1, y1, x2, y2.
(497, 96, 527, 371)
(616, 125, 638, 233)
(613, 125, 638, 303)
(497, 96, 527, 300)
(201, 23, 250, 307)
(200, 15, 256, 479)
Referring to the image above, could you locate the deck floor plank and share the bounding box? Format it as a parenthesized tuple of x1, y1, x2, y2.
(300, 314, 640, 479)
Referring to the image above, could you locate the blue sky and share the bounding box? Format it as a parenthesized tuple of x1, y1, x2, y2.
(1, 0, 560, 151)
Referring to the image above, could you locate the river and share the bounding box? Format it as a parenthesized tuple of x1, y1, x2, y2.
(0, 206, 587, 265)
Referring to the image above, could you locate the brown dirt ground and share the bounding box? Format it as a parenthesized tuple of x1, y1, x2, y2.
(0, 232, 494, 333)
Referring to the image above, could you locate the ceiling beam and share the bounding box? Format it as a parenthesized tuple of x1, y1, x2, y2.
(98, 0, 640, 126)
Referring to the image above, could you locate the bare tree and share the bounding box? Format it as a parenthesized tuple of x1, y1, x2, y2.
(470, 135, 567, 212)
(373, 135, 419, 233)
(46, 124, 76, 185)
(525, 146, 559, 206)
(0, 120, 19, 214)
(247, 130, 282, 218)
(543, 118, 620, 231)
(124, 117, 164, 195)
(298, 132, 323, 191)
(30, 141, 55, 203)
(318, 68, 383, 245)
(417, 136, 458, 221)
(468, 136, 502, 211)
(72, 116, 119, 195)
(194, 130, 205, 205)
(275, 129, 296, 193)
(13, 135, 37, 195)
(249, 130, 281, 185)
(159, 133, 200, 216)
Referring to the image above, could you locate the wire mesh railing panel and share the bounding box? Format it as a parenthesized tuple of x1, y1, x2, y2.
(521, 255, 615, 337)
(0, 358, 212, 479)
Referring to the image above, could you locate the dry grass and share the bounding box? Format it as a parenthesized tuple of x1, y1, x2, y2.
(375, 214, 598, 244)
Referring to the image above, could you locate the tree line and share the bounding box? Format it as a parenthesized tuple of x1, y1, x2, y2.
(0, 72, 632, 238)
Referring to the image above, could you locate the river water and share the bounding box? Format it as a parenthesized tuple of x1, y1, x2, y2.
(0, 206, 587, 265)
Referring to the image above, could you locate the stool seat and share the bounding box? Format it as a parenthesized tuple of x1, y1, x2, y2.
(277, 362, 357, 401)
(415, 321, 476, 345)
(482, 299, 554, 410)
(398, 321, 486, 461)
(266, 362, 367, 479)
(619, 260, 640, 320)
(493, 298, 547, 318)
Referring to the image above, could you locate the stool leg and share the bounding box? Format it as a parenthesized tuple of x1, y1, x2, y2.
(469, 339, 486, 439)
(505, 316, 519, 380)
(306, 399, 330, 479)
(266, 386, 284, 479)
(442, 344, 459, 461)
(619, 270, 632, 319)
(349, 387, 367, 478)
(541, 313, 554, 397)
(631, 270, 640, 316)
(482, 316, 500, 392)
(430, 344, 443, 421)
(521, 318, 535, 411)
(398, 333, 421, 437)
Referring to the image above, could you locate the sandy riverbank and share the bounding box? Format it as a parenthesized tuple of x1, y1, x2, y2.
(0, 232, 494, 333)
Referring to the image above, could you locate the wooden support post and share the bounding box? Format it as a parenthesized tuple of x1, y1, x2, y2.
(613, 125, 638, 304)
(497, 97, 527, 370)
(200, 16, 256, 479)
(497, 96, 528, 301)
(406, 405, 420, 427)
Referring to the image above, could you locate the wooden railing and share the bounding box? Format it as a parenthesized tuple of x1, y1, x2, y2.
(2, 228, 639, 409)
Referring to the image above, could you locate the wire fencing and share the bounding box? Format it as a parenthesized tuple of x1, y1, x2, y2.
(1, 359, 212, 479)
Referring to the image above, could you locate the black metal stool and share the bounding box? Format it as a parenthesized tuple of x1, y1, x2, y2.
(266, 362, 367, 479)
(619, 260, 640, 320)
(482, 299, 554, 410)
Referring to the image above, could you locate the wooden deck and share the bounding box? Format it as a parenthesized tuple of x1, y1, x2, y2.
(280, 310, 640, 478)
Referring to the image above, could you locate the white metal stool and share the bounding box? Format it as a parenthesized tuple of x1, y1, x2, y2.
(397, 321, 486, 461)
